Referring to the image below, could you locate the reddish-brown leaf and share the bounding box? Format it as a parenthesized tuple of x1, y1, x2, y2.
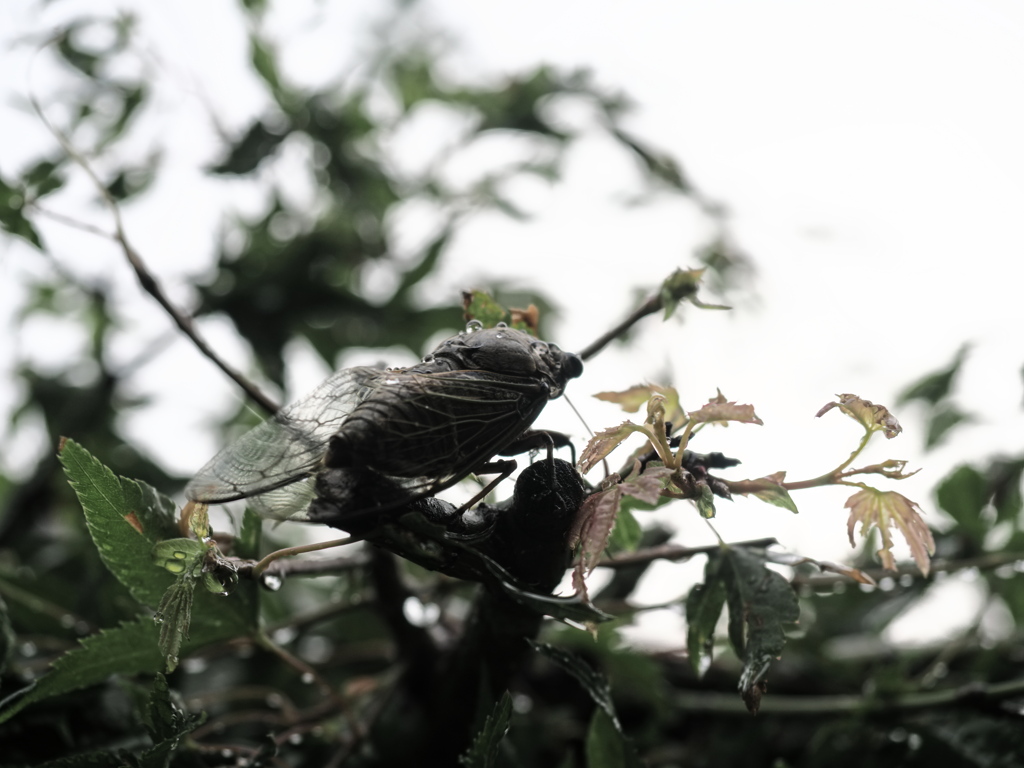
(845, 488, 936, 575)
(687, 389, 763, 426)
(817, 394, 902, 439)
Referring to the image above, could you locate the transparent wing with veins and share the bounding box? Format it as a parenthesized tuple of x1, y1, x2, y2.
(185, 367, 380, 504)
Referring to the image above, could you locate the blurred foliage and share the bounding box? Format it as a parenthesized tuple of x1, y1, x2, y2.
(2, 2, 1024, 767)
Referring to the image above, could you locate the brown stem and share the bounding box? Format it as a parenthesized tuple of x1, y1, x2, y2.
(597, 537, 778, 568)
(577, 293, 663, 361)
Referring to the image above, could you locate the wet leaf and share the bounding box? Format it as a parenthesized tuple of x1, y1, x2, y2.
(816, 394, 902, 438)
(462, 290, 509, 329)
(685, 555, 727, 678)
(571, 485, 624, 601)
(0, 619, 162, 725)
(459, 691, 512, 768)
(845, 488, 936, 575)
(585, 708, 643, 768)
(59, 439, 175, 608)
(717, 547, 800, 714)
(531, 642, 619, 727)
(577, 422, 650, 475)
(154, 576, 196, 672)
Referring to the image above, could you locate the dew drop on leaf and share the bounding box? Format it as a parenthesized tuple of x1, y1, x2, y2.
(261, 573, 283, 591)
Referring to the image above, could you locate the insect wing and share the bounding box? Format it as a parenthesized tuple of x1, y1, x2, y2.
(369, 369, 550, 492)
(185, 367, 381, 504)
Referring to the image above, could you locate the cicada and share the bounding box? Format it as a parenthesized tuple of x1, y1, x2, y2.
(185, 322, 583, 524)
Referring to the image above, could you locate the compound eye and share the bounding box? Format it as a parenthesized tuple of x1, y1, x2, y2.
(563, 354, 584, 380)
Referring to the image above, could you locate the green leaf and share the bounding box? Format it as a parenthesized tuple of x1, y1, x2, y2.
(251, 35, 283, 96)
(0, 618, 162, 724)
(143, 673, 205, 747)
(585, 708, 643, 768)
(237, 508, 263, 560)
(753, 482, 799, 514)
(0, 595, 14, 676)
(987, 456, 1024, 523)
(716, 547, 800, 713)
(208, 120, 287, 175)
(697, 483, 716, 518)
(936, 464, 989, 544)
(459, 691, 513, 767)
(154, 576, 196, 672)
(925, 402, 973, 448)
(606, 508, 642, 554)
(497, 578, 613, 625)
(462, 291, 509, 329)
(530, 642, 618, 728)
(898, 345, 969, 405)
(59, 439, 175, 608)
(685, 555, 727, 678)
(0, 172, 42, 248)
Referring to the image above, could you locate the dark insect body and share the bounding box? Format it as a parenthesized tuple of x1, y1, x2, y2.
(185, 322, 583, 522)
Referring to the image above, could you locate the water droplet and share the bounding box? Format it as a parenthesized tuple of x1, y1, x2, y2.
(173, 551, 187, 560)
(168, 655, 179, 667)
(272, 627, 298, 645)
(153, 615, 165, 625)
(164, 560, 186, 574)
(465, 319, 483, 332)
(183, 656, 209, 674)
(385, 377, 399, 385)
(301, 672, 315, 684)
(495, 332, 505, 339)
(495, 321, 508, 328)
(261, 573, 283, 592)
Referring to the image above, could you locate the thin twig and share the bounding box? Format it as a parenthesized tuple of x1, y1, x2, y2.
(791, 550, 1024, 588)
(28, 95, 280, 415)
(672, 675, 1024, 716)
(597, 537, 778, 569)
(577, 293, 663, 361)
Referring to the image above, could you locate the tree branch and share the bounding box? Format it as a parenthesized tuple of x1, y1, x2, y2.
(577, 293, 663, 361)
(29, 96, 280, 415)
(672, 676, 1024, 716)
(597, 538, 778, 568)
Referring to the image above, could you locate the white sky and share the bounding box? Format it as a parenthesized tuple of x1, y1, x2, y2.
(3, 0, 1024, 644)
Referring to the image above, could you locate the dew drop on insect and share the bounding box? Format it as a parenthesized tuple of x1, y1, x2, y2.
(261, 573, 283, 591)
(465, 319, 483, 332)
